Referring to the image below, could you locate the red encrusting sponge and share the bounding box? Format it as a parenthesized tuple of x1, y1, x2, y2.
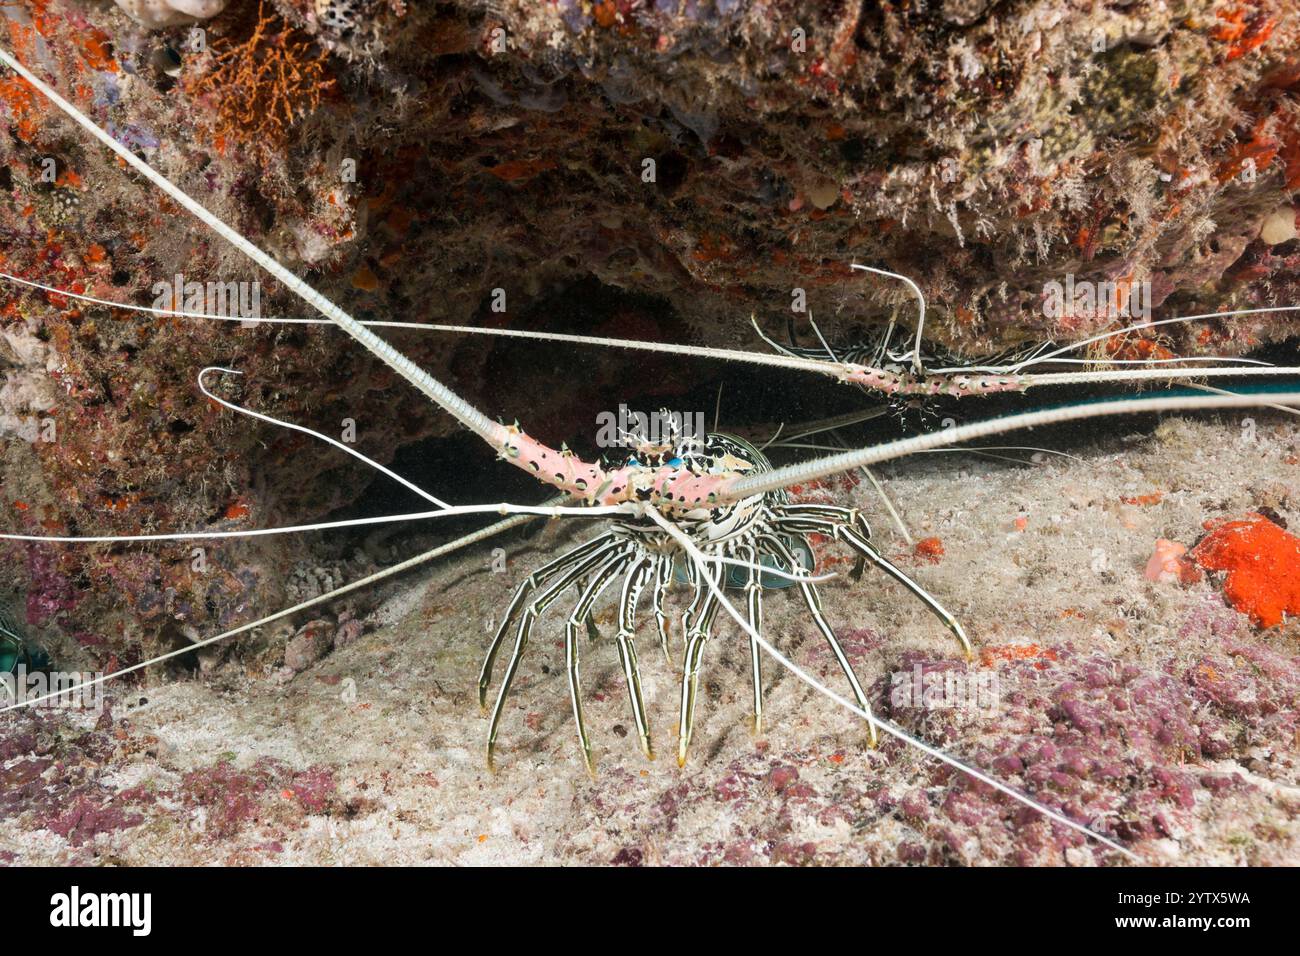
(1191, 514, 1300, 629)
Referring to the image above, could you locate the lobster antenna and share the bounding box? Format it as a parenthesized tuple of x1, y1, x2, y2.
(806, 310, 841, 363)
(0, 47, 500, 448)
(0, 500, 631, 544)
(1011, 366, 1300, 387)
(199, 367, 449, 508)
(750, 315, 800, 358)
(956, 355, 1271, 368)
(851, 263, 928, 375)
(0, 271, 449, 330)
(1007, 306, 1300, 372)
(5, 272, 1293, 391)
(726, 390, 1300, 499)
(0, 267, 842, 375)
(1188, 381, 1300, 417)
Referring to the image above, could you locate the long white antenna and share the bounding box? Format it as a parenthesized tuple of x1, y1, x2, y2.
(0, 500, 630, 544)
(4, 271, 1295, 395)
(852, 263, 928, 375)
(1007, 306, 1300, 372)
(199, 367, 449, 508)
(728, 390, 1300, 499)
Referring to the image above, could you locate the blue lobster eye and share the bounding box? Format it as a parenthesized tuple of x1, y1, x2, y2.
(627, 457, 640, 467)
(666, 457, 683, 467)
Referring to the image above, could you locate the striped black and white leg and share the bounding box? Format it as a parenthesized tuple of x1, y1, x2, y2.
(485, 538, 624, 769)
(478, 534, 615, 709)
(613, 557, 656, 760)
(677, 555, 723, 766)
(651, 555, 674, 667)
(564, 547, 634, 772)
(760, 532, 879, 748)
(773, 505, 972, 660)
(735, 542, 765, 733)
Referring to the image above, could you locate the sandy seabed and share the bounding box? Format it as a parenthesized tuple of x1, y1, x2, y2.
(2, 415, 1298, 866)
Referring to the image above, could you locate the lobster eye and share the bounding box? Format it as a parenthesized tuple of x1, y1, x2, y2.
(627, 457, 640, 467)
(666, 457, 683, 467)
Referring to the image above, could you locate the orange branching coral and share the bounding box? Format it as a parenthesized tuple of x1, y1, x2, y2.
(185, 2, 335, 151)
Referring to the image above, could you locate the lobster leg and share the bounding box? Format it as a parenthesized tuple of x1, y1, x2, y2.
(840, 526, 973, 661)
(681, 557, 706, 634)
(760, 532, 878, 748)
(677, 557, 722, 766)
(478, 534, 613, 708)
(486, 537, 624, 770)
(564, 547, 634, 773)
(735, 542, 765, 733)
(651, 555, 674, 666)
(772, 505, 973, 661)
(613, 557, 656, 761)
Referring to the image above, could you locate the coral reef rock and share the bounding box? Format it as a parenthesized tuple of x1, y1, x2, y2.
(112, 0, 230, 30)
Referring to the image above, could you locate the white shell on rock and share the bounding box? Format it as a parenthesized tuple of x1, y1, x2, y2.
(112, 0, 229, 30)
(168, 0, 229, 16)
(1260, 206, 1298, 246)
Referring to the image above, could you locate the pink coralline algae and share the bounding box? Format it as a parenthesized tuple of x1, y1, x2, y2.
(46, 795, 146, 848)
(181, 757, 338, 839)
(0, 708, 341, 858)
(0, 715, 152, 850)
(868, 638, 1296, 861)
(22, 545, 79, 629)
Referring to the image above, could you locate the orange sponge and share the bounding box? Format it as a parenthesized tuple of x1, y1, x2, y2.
(1192, 514, 1300, 628)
